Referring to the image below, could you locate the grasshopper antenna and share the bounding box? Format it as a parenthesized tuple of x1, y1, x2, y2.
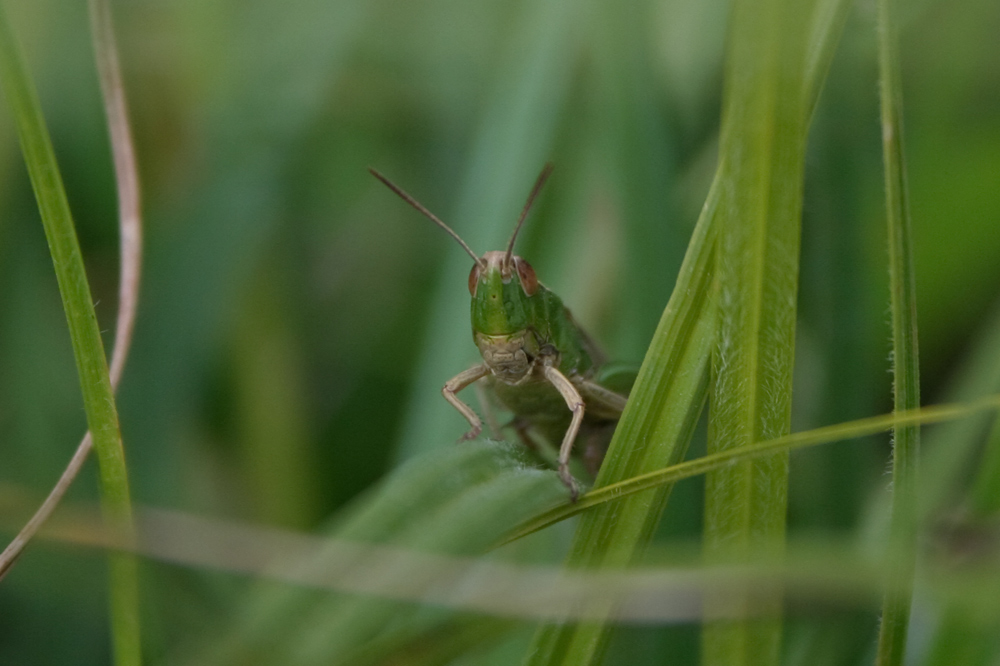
(504, 162, 553, 269)
(369, 168, 485, 269)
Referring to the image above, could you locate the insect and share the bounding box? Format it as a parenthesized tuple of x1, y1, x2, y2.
(369, 164, 633, 499)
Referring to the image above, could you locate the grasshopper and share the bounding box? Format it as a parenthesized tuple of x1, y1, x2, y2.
(370, 165, 633, 499)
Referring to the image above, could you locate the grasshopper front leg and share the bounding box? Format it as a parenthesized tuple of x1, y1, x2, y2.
(541, 362, 586, 501)
(442, 363, 491, 440)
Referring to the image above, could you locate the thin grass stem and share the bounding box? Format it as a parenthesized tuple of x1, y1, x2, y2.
(874, 0, 921, 662)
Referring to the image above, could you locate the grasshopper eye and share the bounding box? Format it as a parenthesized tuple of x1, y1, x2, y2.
(468, 263, 481, 296)
(513, 257, 538, 296)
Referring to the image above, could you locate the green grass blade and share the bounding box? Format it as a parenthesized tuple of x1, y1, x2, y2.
(520, 170, 717, 666)
(506, 395, 1000, 537)
(0, 5, 141, 665)
(874, 0, 921, 662)
(803, 0, 856, 121)
(520, 2, 851, 662)
(702, 0, 826, 663)
(0, 0, 143, 581)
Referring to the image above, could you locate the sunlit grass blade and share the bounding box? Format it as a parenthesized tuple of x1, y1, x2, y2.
(13, 487, 1000, 628)
(0, 4, 140, 665)
(874, 0, 921, 662)
(521, 2, 852, 662)
(521, 171, 717, 666)
(506, 395, 1000, 537)
(181, 441, 527, 663)
(803, 0, 856, 116)
(702, 0, 826, 662)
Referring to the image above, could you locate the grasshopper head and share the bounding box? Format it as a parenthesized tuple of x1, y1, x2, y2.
(369, 163, 553, 380)
(469, 250, 539, 333)
(469, 251, 543, 380)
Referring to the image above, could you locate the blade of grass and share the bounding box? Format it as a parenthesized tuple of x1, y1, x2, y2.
(874, 0, 921, 661)
(522, 2, 852, 662)
(0, 4, 141, 665)
(0, 0, 143, 580)
(90, 0, 142, 388)
(15, 488, 1000, 627)
(507, 395, 1000, 540)
(521, 168, 717, 666)
(702, 0, 824, 662)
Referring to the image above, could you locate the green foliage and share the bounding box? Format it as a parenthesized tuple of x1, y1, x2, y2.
(1, 0, 1000, 665)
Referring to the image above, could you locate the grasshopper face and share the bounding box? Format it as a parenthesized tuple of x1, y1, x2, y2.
(470, 251, 541, 382)
(368, 164, 555, 386)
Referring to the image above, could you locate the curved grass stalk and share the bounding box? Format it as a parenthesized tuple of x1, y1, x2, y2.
(0, 0, 143, 582)
(0, 2, 142, 663)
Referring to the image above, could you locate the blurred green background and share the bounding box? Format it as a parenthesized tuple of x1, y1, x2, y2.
(0, 0, 998, 663)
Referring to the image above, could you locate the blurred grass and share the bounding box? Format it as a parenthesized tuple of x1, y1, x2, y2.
(1, 0, 1000, 665)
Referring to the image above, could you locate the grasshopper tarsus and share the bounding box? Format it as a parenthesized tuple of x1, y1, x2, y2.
(558, 464, 581, 502)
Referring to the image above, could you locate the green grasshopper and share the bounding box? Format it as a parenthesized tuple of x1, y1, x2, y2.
(370, 165, 633, 499)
